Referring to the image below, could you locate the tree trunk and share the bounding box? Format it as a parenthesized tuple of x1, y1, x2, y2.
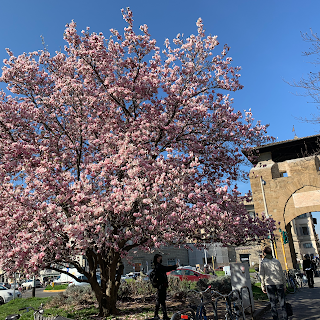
(88, 250, 123, 317)
(90, 274, 121, 316)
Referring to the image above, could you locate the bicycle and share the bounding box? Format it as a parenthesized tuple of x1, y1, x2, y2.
(6, 306, 44, 320)
(195, 287, 216, 320)
(171, 286, 214, 320)
(172, 287, 246, 320)
(5, 304, 69, 320)
(211, 289, 245, 320)
(289, 269, 301, 290)
(293, 269, 308, 288)
(284, 270, 296, 294)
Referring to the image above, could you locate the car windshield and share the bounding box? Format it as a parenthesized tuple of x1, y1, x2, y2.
(0, 285, 8, 290)
(171, 270, 183, 275)
(184, 270, 197, 276)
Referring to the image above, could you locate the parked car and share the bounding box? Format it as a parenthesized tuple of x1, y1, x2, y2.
(0, 282, 11, 289)
(10, 283, 20, 289)
(120, 275, 131, 281)
(68, 274, 101, 287)
(126, 272, 141, 279)
(54, 268, 99, 285)
(0, 285, 21, 304)
(21, 279, 41, 289)
(167, 267, 212, 281)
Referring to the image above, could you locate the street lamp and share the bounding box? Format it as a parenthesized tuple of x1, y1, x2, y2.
(260, 176, 277, 258)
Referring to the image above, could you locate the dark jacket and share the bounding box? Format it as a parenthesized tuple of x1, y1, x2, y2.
(303, 259, 312, 271)
(154, 263, 177, 288)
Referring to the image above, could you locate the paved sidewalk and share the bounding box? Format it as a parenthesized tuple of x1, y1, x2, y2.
(259, 276, 320, 319)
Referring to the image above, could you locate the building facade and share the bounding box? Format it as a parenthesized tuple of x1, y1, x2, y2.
(290, 212, 320, 264)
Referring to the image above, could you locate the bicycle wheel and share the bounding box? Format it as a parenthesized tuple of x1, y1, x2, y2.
(295, 276, 302, 288)
(293, 277, 301, 290)
(224, 300, 235, 320)
(301, 275, 308, 288)
(197, 301, 216, 320)
(197, 305, 208, 320)
(171, 308, 196, 320)
(224, 310, 234, 320)
(286, 278, 295, 294)
(232, 302, 245, 320)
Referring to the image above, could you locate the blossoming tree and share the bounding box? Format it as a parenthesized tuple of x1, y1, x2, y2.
(0, 9, 274, 316)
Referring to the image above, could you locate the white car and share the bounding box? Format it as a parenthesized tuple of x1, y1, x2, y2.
(125, 272, 141, 279)
(68, 274, 101, 287)
(21, 279, 41, 289)
(0, 285, 21, 304)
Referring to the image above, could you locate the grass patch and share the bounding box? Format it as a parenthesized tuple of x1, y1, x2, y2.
(0, 297, 99, 319)
(252, 282, 268, 301)
(215, 270, 225, 276)
(249, 268, 256, 273)
(45, 284, 68, 290)
(0, 297, 49, 320)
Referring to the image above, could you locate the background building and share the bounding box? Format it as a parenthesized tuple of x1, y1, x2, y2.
(122, 243, 236, 274)
(290, 212, 320, 264)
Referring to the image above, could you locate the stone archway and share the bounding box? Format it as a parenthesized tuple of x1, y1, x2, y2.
(283, 186, 320, 268)
(247, 134, 320, 269)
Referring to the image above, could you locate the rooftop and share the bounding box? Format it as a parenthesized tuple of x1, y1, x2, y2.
(244, 133, 320, 163)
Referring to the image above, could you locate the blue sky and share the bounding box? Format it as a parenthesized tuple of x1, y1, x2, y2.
(1, 0, 320, 225)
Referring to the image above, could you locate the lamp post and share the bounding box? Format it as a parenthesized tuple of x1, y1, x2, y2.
(13, 272, 16, 300)
(32, 275, 35, 297)
(260, 176, 277, 259)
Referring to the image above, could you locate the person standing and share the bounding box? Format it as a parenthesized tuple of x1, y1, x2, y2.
(153, 254, 178, 320)
(310, 254, 317, 277)
(303, 254, 314, 288)
(260, 246, 288, 320)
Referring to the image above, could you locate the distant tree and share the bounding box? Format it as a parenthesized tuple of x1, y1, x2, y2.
(0, 9, 274, 316)
(289, 29, 320, 123)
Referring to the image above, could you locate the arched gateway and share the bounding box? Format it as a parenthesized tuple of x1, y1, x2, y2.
(247, 134, 320, 269)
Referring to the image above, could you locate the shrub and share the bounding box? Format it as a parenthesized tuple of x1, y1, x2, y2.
(117, 276, 197, 301)
(118, 278, 156, 301)
(168, 277, 196, 299)
(46, 285, 97, 308)
(208, 276, 232, 294)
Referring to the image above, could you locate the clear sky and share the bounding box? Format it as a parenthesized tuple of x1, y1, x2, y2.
(1, 0, 320, 226)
